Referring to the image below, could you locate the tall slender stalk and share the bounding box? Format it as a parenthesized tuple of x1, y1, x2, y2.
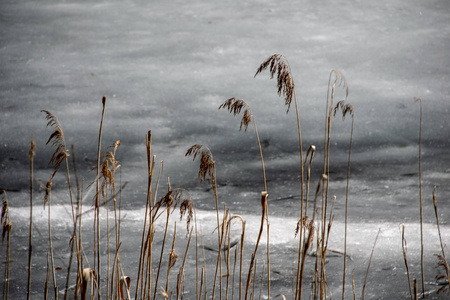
(165, 223, 177, 297)
(254, 54, 304, 300)
(153, 187, 174, 300)
(95, 96, 107, 299)
(244, 191, 268, 300)
(361, 228, 381, 300)
(320, 70, 348, 299)
(44, 185, 58, 299)
(432, 187, 449, 294)
(186, 144, 222, 300)
(414, 97, 425, 296)
(71, 144, 84, 299)
(136, 131, 155, 300)
(333, 100, 354, 300)
(1, 196, 12, 300)
(27, 138, 35, 300)
(219, 97, 271, 298)
(219, 97, 267, 191)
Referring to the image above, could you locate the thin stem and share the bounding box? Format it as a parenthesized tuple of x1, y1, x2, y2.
(252, 117, 267, 192)
(415, 98, 425, 296)
(361, 228, 381, 300)
(47, 193, 58, 299)
(401, 224, 413, 300)
(27, 138, 35, 300)
(432, 187, 448, 279)
(95, 96, 107, 299)
(342, 115, 354, 300)
(245, 192, 268, 300)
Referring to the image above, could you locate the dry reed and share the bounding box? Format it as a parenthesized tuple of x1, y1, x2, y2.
(219, 97, 267, 191)
(186, 144, 223, 300)
(94, 96, 107, 299)
(333, 100, 354, 300)
(413, 97, 425, 296)
(432, 188, 449, 294)
(27, 138, 35, 300)
(255, 54, 305, 300)
(401, 224, 414, 300)
(1, 194, 11, 300)
(361, 228, 381, 300)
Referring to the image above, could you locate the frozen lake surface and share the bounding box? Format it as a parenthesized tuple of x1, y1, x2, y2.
(1, 0, 450, 299)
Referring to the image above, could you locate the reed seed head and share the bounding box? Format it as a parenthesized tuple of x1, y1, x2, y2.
(99, 140, 121, 197)
(42, 110, 69, 173)
(29, 137, 36, 158)
(255, 54, 295, 113)
(168, 249, 178, 269)
(43, 180, 52, 208)
(1, 196, 11, 243)
(219, 97, 253, 132)
(333, 100, 354, 120)
(434, 254, 450, 293)
(295, 216, 314, 238)
(185, 144, 215, 183)
(329, 70, 349, 99)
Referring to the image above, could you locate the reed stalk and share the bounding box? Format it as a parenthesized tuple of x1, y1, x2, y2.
(95, 96, 107, 298)
(219, 97, 271, 298)
(413, 278, 418, 300)
(304, 145, 316, 217)
(351, 272, 356, 300)
(361, 228, 381, 300)
(320, 70, 348, 299)
(227, 215, 245, 300)
(413, 97, 425, 297)
(432, 187, 449, 294)
(27, 138, 35, 300)
(255, 54, 306, 300)
(165, 223, 177, 297)
(45, 184, 58, 299)
(71, 144, 84, 299)
(45, 252, 50, 300)
(153, 187, 174, 300)
(186, 144, 223, 300)
(219, 97, 267, 191)
(333, 100, 354, 300)
(401, 224, 413, 300)
(1, 196, 12, 300)
(136, 131, 156, 300)
(245, 191, 268, 300)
